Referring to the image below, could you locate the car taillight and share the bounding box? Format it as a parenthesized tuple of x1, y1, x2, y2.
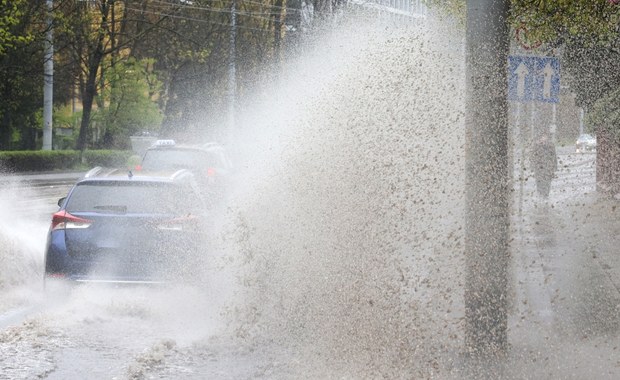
(51, 211, 93, 231)
(156, 215, 198, 231)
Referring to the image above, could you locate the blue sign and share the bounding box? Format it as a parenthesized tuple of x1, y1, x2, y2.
(508, 56, 560, 103)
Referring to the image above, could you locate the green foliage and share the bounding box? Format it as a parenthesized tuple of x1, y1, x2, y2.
(96, 58, 163, 149)
(52, 105, 80, 149)
(81, 150, 133, 168)
(127, 154, 142, 168)
(562, 39, 620, 109)
(0, 150, 80, 172)
(510, 0, 620, 45)
(54, 104, 81, 130)
(422, 0, 465, 24)
(2, 0, 290, 151)
(0, 149, 133, 172)
(509, 2, 620, 137)
(0, 0, 45, 150)
(0, 0, 34, 57)
(586, 88, 620, 140)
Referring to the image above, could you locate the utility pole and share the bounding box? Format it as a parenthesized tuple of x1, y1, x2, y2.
(228, 0, 237, 144)
(43, 0, 54, 150)
(464, 0, 510, 356)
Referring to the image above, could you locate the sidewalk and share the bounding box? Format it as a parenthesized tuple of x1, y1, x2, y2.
(503, 160, 620, 378)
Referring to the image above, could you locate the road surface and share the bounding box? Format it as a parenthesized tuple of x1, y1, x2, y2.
(1, 151, 619, 379)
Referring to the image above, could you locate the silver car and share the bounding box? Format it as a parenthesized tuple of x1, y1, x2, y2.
(575, 133, 596, 153)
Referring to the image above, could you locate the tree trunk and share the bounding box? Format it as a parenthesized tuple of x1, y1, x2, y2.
(274, 0, 283, 60)
(596, 129, 620, 196)
(76, 48, 104, 151)
(76, 1, 109, 151)
(0, 111, 11, 150)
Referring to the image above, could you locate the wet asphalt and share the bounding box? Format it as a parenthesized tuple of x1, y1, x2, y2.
(2, 152, 619, 378)
(503, 148, 620, 379)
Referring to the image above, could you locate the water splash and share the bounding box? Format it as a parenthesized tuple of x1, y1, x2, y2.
(219, 13, 467, 377)
(0, 179, 47, 290)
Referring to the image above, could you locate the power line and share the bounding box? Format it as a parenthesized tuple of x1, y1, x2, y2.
(147, 4, 283, 24)
(126, 1, 298, 30)
(124, 6, 283, 32)
(147, 0, 301, 14)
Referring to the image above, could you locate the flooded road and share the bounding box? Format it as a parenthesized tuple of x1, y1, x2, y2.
(2, 150, 617, 380)
(1, 17, 619, 379)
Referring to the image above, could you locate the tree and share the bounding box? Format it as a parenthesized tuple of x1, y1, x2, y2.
(50, 0, 289, 148)
(561, 37, 620, 109)
(0, 0, 45, 150)
(54, 0, 187, 150)
(422, 0, 620, 357)
(0, 0, 34, 57)
(1, 0, 298, 150)
(509, 1, 620, 195)
(587, 87, 620, 195)
(125, 0, 231, 139)
(95, 57, 162, 148)
(425, 0, 620, 193)
(126, 0, 289, 141)
(508, 1, 620, 111)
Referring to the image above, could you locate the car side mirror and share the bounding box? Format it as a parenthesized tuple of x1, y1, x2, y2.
(58, 197, 66, 208)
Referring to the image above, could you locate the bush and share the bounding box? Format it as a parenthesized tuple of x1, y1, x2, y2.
(0, 150, 134, 172)
(0, 150, 79, 172)
(82, 150, 134, 168)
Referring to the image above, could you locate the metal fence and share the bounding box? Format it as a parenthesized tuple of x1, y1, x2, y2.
(347, 0, 427, 19)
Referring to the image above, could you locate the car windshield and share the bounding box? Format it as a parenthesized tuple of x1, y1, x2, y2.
(65, 181, 200, 214)
(577, 134, 594, 141)
(141, 149, 223, 171)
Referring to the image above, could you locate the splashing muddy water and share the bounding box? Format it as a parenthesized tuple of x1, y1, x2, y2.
(0, 182, 47, 289)
(2, 9, 620, 380)
(0, 13, 469, 379)
(220, 14, 467, 377)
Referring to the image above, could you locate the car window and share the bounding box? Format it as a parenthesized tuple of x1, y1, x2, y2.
(65, 181, 201, 214)
(141, 149, 223, 171)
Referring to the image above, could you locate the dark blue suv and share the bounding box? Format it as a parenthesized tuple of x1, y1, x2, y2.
(44, 167, 207, 284)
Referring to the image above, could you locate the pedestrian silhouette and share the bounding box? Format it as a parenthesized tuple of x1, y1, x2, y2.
(530, 134, 557, 198)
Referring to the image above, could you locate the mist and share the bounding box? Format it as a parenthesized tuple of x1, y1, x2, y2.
(0, 11, 471, 379)
(216, 13, 467, 377)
